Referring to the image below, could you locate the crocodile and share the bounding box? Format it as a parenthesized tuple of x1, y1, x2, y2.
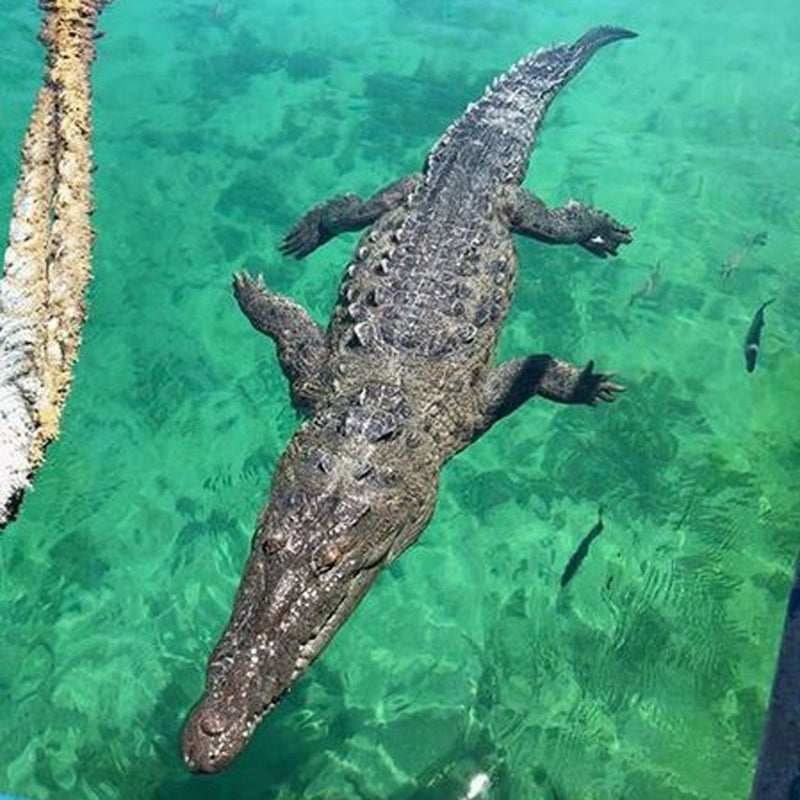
(182, 25, 636, 773)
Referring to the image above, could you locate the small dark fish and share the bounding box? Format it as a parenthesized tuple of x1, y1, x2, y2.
(627, 261, 661, 307)
(720, 231, 768, 281)
(744, 299, 775, 373)
(560, 505, 604, 588)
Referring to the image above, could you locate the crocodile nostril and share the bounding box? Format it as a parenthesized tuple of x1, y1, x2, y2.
(199, 710, 229, 737)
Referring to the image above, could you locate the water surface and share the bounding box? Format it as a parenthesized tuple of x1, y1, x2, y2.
(1, 0, 798, 797)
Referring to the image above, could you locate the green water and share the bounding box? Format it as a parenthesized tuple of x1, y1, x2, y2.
(1, 0, 799, 797)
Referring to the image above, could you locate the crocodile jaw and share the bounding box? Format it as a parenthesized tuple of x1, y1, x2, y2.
(181, 558, 381, 773)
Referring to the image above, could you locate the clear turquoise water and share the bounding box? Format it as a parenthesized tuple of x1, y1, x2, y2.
(1, 0, 799, 798)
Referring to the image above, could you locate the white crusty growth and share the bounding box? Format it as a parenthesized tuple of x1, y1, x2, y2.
(0, 0, 111, 529)
(0, 88, 56, 527)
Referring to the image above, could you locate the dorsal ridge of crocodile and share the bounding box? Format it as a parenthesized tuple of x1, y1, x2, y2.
(424, 25, 637, 187)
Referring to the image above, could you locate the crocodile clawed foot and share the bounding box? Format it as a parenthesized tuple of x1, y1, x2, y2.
(582, 216, 634, 258)
(232, 271, 266, 308)
(279, 209, 325, 259)
(575, 360, 626, 405)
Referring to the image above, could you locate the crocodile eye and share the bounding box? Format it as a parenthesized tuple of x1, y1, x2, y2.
(313, 542, 342, 573)
(199, 710, 229, 737)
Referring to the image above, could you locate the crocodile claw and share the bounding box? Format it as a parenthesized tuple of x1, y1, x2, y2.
(280, 195, 365, 259)
(581, 216, 634, 258)
(279, 210, 324, 259)
(575, 360, 626, 405)
(232, 270, 258, 295)
(232, 271, 269, 320)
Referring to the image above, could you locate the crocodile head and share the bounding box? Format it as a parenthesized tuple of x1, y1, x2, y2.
(182, 394, 439, 772)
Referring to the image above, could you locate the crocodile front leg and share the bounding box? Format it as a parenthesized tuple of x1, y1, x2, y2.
(280, 174, 422, 259)
(474, 355, 625, 438)
(233, 273, 331, 412)
(504, 186, 633, 258)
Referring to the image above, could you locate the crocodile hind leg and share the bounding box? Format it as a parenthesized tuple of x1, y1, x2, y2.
(232, 273, 331, 412)
(473, 355, 625, 438)
(280, 174, 422, 259)
(504, 186, 633, 258)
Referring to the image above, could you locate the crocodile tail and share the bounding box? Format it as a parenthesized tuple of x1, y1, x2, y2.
(572, 25, 638, 62)
(424, 26, 637, 186)
(521, 27, 638, 95)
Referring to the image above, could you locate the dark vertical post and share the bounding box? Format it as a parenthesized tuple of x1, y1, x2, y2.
(751, 553, 800, 799)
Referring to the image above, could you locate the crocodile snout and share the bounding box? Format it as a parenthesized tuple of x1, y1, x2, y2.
(182, 703, 250, 774)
